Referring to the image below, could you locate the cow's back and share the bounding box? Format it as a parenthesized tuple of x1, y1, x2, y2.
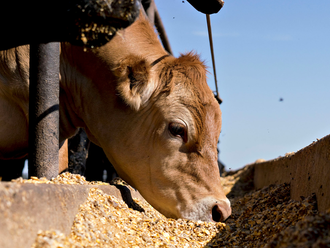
(0, 46, 30, 159)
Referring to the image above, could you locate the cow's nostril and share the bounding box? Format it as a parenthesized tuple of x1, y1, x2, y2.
(212, 204, 224, 222)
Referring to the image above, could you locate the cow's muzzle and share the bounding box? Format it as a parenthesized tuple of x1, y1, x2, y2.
(212, 201, 232, 222)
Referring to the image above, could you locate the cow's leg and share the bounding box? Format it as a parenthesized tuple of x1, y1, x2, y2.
(0, 157, 26, 181)
(59, 140, 68, 173)
(84, 143, 106, 181)
(68, 128, 90, 175)
(85, 142, 117, 182)
(67, 129, 117, 181)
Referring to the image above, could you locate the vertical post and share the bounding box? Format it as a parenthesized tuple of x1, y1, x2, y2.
(29, 42, 60, 179)
(206, 14, 222, 104)
(154, 7, 173, 55)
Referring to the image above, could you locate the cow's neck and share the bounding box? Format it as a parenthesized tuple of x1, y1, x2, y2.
(59, 12, 168, 142)
(94, 12, 169, 67)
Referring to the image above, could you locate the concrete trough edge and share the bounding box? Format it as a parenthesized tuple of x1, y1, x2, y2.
(254, 134, 330, 213)
(0, 182, 143, 248)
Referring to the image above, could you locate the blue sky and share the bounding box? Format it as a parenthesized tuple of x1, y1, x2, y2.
(155, 0, 330, 170)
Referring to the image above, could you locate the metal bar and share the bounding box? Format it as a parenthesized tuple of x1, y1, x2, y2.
(154, 6, 173, 55)
(142, 0, 173, 55)
(29, 42, 60, 179)
(206, 14, 222, 104)
(145, 0, 156, 25)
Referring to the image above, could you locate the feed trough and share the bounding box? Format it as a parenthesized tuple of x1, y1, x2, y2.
(0, 135, 329, 247)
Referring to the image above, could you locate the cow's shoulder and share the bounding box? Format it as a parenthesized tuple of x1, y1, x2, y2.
(0, 46, 30, 101)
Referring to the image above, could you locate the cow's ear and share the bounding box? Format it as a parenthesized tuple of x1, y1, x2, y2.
(114, 56, 154, 111)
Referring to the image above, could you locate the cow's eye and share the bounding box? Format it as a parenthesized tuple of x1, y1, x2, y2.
(168, 122, 188, 143)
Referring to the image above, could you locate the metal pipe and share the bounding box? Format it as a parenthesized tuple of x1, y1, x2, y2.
(145, 0, 155, 25)
(142, 0, 173, 55)
(206, 14, 222, 104)
(154, 6, 173, 55)
(29, 42, 60, 179)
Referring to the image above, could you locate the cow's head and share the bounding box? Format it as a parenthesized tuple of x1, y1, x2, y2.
(97, 52, 231, 222)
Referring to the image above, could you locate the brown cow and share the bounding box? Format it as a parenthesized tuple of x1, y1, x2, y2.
(0, 12, 231, 222)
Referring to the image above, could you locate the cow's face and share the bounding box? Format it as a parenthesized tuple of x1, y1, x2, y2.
(83, 53, 231, 222)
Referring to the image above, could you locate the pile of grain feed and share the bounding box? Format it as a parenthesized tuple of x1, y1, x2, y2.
(13, 168, 329, 248)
